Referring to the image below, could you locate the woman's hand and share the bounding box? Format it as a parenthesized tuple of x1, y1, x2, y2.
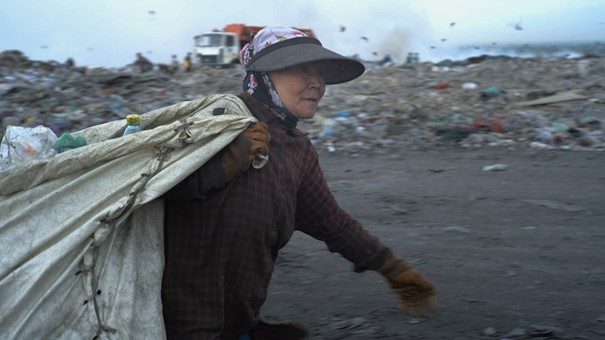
(222, 122, 271, 181)
(378, 255, 436, 316)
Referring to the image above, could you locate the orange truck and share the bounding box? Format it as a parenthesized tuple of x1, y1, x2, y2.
(193, 23, 316, 66)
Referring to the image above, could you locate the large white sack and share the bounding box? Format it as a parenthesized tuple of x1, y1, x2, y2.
(0, 94, 259, 339)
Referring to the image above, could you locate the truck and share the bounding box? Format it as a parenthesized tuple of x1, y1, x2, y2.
(193, 23, 316, 67)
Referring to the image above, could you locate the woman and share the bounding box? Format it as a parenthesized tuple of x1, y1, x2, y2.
(162, 26, 436, 339)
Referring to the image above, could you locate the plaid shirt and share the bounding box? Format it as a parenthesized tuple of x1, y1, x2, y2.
(162, 93, 393, 339)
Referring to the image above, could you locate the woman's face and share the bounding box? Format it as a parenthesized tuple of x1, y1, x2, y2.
(268, 61, 326, 119)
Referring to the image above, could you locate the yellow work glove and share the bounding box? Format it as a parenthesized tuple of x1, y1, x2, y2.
(378, 255, 437, 316)
(221, 122, 271, 181)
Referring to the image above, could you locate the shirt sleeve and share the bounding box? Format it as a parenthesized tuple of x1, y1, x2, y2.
(295, 145, 393, 272)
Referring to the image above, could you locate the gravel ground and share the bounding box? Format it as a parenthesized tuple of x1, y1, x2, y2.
(262, 147, 605, 339)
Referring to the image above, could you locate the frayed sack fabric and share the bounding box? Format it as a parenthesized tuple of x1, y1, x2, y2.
(0, 94, 263, 339)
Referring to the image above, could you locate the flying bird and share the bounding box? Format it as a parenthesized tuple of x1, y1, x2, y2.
(339, 25, 346, 32)
(372, 51, 378, 56)
(450, 22, 456, 27)
(430, 46, 436, 49)
(361, 36, 369, 42)
(441, 38, 447, 42)
(148, 10, 156, 15)
(507, 18, 523, 30)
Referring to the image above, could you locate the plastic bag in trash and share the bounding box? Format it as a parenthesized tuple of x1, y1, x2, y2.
(0, 125, 58, 170)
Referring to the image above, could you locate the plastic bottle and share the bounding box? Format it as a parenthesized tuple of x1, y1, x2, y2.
(123, 114, 141, 136)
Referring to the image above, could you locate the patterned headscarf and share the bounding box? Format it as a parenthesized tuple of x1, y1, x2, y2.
(240, 26, 308, 129)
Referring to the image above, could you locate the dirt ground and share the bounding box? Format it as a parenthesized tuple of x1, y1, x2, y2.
(260, 147, 605, 339)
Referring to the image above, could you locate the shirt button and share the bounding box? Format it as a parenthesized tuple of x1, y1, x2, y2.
(276, 151, 283, 159)
(280, 185, 286, 193)
(275, 220, 282, 227)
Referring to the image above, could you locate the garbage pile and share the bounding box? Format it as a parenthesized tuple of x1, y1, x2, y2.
(0, 50, 243, 138)
(1, 49, 604, 155)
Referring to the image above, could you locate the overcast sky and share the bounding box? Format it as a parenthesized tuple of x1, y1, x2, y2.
(1, 0, 604, 67)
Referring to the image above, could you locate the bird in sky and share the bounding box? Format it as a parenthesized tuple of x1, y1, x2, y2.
(450, 22, 456, 27)
(339, 25, 346, 32)
(507, 18, 523, 30)
(361, 36, 369, 42)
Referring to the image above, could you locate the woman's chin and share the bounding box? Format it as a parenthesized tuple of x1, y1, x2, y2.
(296, 111, 317, 120)
(290, 105, 318, 119)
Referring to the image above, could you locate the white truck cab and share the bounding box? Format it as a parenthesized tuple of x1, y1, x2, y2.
(193, 32, 240, 66)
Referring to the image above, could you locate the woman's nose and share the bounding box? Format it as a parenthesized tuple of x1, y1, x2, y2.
(308, 70, 325, 87)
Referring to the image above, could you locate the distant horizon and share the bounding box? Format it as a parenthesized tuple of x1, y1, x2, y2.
(457, 39, 604, 46)
(2, 38, 603, 69)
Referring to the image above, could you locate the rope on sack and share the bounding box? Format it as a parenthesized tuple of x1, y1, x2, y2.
(85, 120, 193, 338)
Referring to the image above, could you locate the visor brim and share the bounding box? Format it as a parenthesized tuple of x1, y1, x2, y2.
(247, 41, 365, 85)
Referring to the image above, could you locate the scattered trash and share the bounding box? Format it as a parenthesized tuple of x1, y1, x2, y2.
(514, 91, 588, 107)
(482, 163, 509, 171)
(408, 318, 427, 324)
(338, 111, 350, 118)
(0, 125, 57, 170)
(553, 122, 568, 133)
(480, 86, 501, 100)
(435, 82, 450, 90)
(462, 82, 478, 90)
(480, 327, 498, 336)
(470, 117, 505, 133)
(321, 118, 337, 138)
(53, 132, 87, 153)
(528, 324, 562, 337)
(123, 114, 142, 136)
(1, 50, 604, 155)
(501, 328, 526, 339)
(529, 141, 555, 150)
